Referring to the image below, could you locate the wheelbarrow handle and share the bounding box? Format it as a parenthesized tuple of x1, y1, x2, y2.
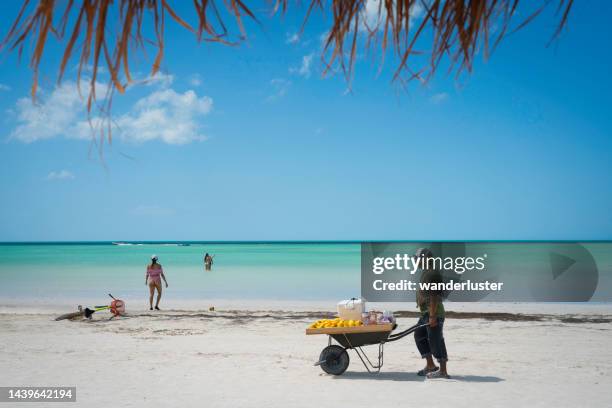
(386, 322, 430, 342)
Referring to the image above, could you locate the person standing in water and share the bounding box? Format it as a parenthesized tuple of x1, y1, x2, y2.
(204, 253, 214, 270)
(413, 248, 450, 379)
(145, 255, 168, 310)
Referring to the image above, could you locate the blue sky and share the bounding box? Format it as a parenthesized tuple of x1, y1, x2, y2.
(0, 1, 611, 241)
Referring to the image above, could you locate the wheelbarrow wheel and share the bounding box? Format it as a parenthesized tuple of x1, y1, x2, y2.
(319, 345, 349, 375)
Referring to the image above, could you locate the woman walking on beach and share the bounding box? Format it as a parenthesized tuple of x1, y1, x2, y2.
(413, 248, 450, 379)
(145, 255, 168, 311)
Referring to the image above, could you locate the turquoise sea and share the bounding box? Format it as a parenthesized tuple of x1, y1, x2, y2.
(1, 242, 611, 307)
(0, 242, 361, 304)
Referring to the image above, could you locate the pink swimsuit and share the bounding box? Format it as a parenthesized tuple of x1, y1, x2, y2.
(147, 266, 163, 285)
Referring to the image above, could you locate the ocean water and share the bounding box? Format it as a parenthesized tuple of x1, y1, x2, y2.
(0, 242, 361, 304)
(1, 242, 611, 308)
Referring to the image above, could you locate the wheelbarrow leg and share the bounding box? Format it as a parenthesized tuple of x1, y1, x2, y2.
(342, 334, 384, 373)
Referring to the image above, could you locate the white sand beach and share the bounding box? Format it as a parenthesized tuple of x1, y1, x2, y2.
(1, 303, 611, 408)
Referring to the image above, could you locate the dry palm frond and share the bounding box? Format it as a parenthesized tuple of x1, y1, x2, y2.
(1, 0, 573, 140)
(312, 0, 573, 84)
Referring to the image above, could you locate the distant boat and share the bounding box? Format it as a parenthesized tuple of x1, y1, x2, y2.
(178, 243, 191, 246)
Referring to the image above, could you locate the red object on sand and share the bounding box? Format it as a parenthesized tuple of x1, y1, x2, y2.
(110, 299, 125, 317)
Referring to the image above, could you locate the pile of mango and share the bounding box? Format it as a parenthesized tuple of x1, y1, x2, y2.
(309, 318, 364, 329)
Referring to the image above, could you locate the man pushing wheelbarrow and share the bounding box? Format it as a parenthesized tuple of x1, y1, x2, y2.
(413, 247, 451, 379)
(306, 248, 451, 379)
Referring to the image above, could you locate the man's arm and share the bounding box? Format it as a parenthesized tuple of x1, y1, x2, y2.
(428, 295, 438, 327)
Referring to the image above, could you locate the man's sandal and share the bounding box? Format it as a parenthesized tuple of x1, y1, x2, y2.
(426, 371, 451, 379)
(417, 366, 439, 376)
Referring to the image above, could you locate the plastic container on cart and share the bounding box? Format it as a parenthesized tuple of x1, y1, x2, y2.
(337, 298, 365, 321)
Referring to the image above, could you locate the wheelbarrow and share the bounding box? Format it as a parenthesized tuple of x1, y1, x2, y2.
(305, 322, 428, 375)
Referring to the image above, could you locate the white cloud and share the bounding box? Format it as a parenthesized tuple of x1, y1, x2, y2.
(411, 2, 425, 21)
(266, 78, 291, 102)
(361, 0, 424, 32)
(189, 74, 203, 87)
(9, 81, 213, 145)
(78, 63, 106, 74)
(286, 32, 300, 44)
(429, 92, 449, 104)
(46, 170, 75, 181)
(0, 84, 10, 91)
(9, 81, 92, 143)
(362, 0, 383, 31)
(137, 72, 174, 87)
(290, 53, 314, 78)
(114, 88, 212, 144)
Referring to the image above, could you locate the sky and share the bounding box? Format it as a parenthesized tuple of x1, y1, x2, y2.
(0, 1, 611, 241)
